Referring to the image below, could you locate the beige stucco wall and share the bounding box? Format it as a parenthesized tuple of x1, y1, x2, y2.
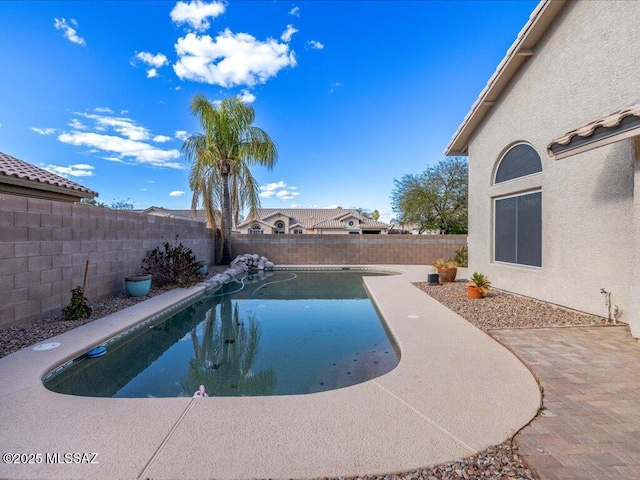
(466, 0, 640, 324)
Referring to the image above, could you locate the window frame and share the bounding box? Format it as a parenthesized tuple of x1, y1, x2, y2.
(249, 224, 263, 234)
(493, 189, 542, 268)
(493, 142, 543, 186)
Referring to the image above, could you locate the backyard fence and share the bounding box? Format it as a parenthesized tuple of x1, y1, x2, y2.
(0, 194, 216, 330)
(231, 233, 467, 266)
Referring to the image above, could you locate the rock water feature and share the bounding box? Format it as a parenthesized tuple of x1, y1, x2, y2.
(199, 254, 275, 293)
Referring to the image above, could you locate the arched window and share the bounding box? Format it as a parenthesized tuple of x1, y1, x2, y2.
(273, 221, 285, 234)
(493, 143, 542, 267)
(495, 143, 542, 183)
(249, 224, 263, 234)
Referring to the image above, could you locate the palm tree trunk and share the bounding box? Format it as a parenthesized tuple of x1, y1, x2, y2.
(221, 170, 232, 264)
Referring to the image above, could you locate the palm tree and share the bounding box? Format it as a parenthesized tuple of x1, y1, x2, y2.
(183, 95, 278, 263)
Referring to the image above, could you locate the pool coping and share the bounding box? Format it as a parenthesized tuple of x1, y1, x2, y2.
(0, 265, 541, 480)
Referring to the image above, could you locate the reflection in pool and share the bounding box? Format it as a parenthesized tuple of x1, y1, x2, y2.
(45, 271, 400, 398)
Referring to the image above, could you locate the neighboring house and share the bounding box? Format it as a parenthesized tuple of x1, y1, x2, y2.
(238, 208, 390, 234)
(137, 206, 221, 229)
(445, 1, 640, 336)
(0, 151, 97, 203)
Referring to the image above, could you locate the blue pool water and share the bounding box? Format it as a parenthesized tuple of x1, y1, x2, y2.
(45, 270, 400, 398)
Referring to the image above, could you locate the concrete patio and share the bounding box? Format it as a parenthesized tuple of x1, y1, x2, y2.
(0, 266, 540, 480)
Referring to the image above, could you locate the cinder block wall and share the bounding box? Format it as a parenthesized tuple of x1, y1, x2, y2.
(231, 234, 467, 265)
(0, 194, 216, 329)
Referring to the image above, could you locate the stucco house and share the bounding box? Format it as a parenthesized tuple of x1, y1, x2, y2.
(0, 151, 97, 203)
(238, 208, 390, 234)
(445, 0, 640, 336)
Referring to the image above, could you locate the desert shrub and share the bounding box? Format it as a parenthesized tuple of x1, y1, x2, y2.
(453, 245, 468, 267)
(62, 287, 92, 321)
(142, 236, 204, 287)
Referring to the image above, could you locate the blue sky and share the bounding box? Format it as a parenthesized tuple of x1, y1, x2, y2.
(0, 0, 538, 222)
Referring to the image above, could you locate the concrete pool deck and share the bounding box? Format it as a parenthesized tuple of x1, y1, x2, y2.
(0, 265, 540, 480)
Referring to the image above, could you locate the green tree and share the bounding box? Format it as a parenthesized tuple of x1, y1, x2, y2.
(390, 156, 468, 234)
(80, 198, 108, 208)
(110, 198, 134, 210)
(353, 207, 372, 219)
(183, 95, 278, 263)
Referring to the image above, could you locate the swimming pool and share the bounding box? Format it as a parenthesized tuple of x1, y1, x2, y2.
(45, 270, 400, 398)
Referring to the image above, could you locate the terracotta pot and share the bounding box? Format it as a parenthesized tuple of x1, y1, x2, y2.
(467, 285, 485, 299)
(437, 267, 457, 283)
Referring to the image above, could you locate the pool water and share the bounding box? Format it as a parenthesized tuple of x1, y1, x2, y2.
(45, 271, 400, 398)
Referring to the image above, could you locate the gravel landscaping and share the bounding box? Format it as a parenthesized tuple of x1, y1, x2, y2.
(0, 271, 613, 479)
(412, 279, 610, 331)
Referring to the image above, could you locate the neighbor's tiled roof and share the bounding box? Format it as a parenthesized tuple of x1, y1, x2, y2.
(241, 208, 389, 229)
(547, 103, 640, 155)
(138, 206, 221, 223)
(0, 151, 98, 197)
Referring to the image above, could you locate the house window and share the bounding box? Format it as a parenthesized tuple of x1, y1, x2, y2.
(273, 221, 285, 234)
(495, 143, 542, 183)
(249, 225, 263, 234)
(495, 191, 541, 267)
(347, 220, 355, 227)
(493, 142, 542, 267)
(293, 229, 303, 234)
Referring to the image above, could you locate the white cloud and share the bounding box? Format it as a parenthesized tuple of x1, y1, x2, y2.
(153, 135, 173, 143)
(329, 81, 343, 93)
(120, 110, 128, 114)
(173, 86, 183, 91)
(135, 52, 169, 78)
(281, 25, 298, 43)
(102, 156, 124, 163)
(276, 190, 299, 200)
(173, 29, 297, 87)
(44, 163, 94, 178)
(238, 89, 256, 104)
(31, 127, 56, 135)
(170, 0, 226, 31)
(307, 40, 324, 50)
(259, 181, 299, 200)
(261, 181, 287, 192)
(288, 6, 300, 17)
(148, 180, 155, 183)
(175, 130, 190, 140)
(58, 131, 183, 169)
(136, 51, 169, 68)
(54, 18, 86, 46)
(169, 190, 185, 197)
(68, 118, 87, 130)
(78, 112, 151, 141)
(140, 188, 148, 191)
(94, 107, 113, 113)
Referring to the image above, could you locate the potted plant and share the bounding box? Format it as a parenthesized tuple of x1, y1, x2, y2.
(467, 272, 491, 299)
(124, 274, 152, 297)
(433, 258, 458, 283)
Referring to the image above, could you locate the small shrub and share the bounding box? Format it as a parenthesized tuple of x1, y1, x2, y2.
(142, 236, 204, 287)
(62, 286, 92, 321)
(453, 245, 468, 267)
(468, 272, 491, 297)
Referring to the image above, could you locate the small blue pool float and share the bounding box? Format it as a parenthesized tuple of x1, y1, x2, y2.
(86, 346, 107, 358)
